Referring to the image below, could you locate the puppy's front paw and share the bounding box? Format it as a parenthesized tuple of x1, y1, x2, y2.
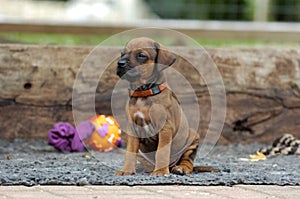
(150, 167, 170, 176)
(115, 170, 135, 176)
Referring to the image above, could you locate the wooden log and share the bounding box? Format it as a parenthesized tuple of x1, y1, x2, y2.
(0, 44, 300, 144)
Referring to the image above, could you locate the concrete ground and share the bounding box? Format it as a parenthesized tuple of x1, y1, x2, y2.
(0, 185, 299, 199)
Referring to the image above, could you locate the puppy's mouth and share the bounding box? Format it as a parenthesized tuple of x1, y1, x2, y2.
(117, 66, 141, 82)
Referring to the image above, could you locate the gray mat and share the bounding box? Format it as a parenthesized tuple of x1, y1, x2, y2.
(0, 140, 299, 186)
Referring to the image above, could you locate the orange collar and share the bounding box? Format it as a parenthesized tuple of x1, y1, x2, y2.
(129, 82, 168, 97)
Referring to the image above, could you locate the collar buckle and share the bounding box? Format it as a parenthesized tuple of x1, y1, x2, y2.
(151, 85, 161, 95)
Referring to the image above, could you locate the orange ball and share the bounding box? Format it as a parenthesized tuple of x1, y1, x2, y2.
(85, 115, 122, 152)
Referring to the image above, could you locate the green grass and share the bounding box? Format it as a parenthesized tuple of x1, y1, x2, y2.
(195, 38, 298, 48)
(0, 32, 109, 46)
(0, 32, 297, 47)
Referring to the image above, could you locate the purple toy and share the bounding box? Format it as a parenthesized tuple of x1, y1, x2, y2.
(48, 122, 85, 152)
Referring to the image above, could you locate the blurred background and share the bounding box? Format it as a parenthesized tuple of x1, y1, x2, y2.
(0, 0, 299, 46)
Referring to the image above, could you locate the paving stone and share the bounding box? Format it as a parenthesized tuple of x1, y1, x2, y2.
(1, 185, 300, 199)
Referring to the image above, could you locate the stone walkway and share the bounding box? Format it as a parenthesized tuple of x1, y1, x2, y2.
(0, 185, 299, 199)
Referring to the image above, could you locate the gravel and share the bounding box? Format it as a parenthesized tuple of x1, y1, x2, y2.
(0, 139, 299, 186)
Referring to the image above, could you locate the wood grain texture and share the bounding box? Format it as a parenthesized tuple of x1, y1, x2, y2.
(1, 44, 300, 143)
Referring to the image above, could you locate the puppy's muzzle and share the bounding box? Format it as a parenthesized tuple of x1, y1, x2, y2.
(116, 59, 127, 77)
(117, 59, 141, 82)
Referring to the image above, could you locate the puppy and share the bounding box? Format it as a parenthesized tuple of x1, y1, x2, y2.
(115, 37, 218, 176)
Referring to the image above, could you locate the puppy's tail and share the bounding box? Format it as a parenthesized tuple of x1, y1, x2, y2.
(193, 166, 220, 173)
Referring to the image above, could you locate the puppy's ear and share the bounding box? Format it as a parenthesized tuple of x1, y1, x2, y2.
(153, 42, 176, 71)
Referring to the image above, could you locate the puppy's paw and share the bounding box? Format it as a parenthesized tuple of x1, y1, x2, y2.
(171, 165, 192, 175)
(115, 170, 135, 176)
(150, 167, 170, 176)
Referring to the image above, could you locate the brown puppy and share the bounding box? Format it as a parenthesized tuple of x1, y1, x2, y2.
(115, 37, 218, 176)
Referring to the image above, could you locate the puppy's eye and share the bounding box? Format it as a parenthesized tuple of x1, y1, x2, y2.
(137, 52, 147, 60)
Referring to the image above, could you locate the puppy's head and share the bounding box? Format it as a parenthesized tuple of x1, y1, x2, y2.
(116, 37, 176, 85)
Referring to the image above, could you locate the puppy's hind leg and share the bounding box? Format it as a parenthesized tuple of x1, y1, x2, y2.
(171, 129, 199, 175)
(171, 129, 220, 175)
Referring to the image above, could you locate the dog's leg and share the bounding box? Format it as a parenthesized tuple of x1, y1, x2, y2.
(115, 134, 140, 176)
(171, 129, 220, 175)
(150, 122, 173, 176)
(171, 129, 199, 175)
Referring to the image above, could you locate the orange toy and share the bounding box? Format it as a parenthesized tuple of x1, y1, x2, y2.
(85, 115, 122, 152)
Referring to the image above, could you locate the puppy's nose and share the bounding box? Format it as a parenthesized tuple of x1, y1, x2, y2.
(117, 59, 127, 67)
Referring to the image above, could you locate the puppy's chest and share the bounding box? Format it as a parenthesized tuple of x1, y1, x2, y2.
(128, 97, 161, 143)
(129, 97, 152, 126)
